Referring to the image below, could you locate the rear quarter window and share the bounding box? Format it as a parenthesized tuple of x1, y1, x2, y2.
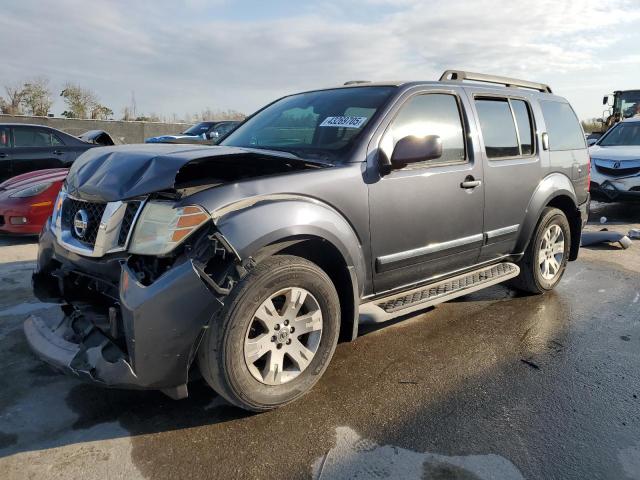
(540, 101, 585, 151)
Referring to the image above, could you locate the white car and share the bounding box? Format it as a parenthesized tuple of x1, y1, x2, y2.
(589, 117, 640, 202)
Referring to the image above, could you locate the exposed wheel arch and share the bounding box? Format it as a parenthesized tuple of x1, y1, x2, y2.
(256, 236, 359, 342)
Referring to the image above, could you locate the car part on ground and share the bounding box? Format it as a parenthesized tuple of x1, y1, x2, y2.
(24, 71, 591, 410)
(581, 229, 633, 249)
(0, 168, 67, 235)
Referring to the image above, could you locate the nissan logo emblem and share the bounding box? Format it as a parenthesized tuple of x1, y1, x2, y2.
(73, 209, 89, 238)
(613, 161, 621, 169)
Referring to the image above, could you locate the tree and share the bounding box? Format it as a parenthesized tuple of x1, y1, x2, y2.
(1, 81, 26, 115)
(60, 83, 111, 120)
(22, 77, 52, 116)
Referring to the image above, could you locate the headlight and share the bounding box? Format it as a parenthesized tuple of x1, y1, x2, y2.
(9, 182, 52, 198)
(129, 202, 210, 255)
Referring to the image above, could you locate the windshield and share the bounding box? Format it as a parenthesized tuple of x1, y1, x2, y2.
(220, 86, 396, 161)
(599, 122, 640, 146)
(183, 123, 214, 136)
(616, 91, 640, 118)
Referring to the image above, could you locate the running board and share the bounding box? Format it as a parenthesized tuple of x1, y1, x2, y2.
(359, 262, 519, 324)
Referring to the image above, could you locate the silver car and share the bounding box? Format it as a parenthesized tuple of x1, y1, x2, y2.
(590, 117, 640, 202)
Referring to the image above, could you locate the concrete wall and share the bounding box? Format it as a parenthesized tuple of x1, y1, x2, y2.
(0, 114, 189, 144)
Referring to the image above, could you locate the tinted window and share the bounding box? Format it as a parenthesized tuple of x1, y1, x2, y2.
(52, 134, 64, 146)
(13, 128, 56, 147)
(540, 101, 585, 151)
(221, 86, 395, 162)
(511, 100, 534, 155)
(0, 127, 9, 147)
(475, 99, 520, 158)
(599, 122, 640, 146)
(381, 94, 465, 164)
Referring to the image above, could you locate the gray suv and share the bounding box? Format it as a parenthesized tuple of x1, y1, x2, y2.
(25, 71, 590, 411)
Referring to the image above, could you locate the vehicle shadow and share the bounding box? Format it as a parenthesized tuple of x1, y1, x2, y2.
(0, 234, 38, 247)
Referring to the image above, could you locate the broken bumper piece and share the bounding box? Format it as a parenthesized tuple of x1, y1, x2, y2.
(25, 222, 224, 399)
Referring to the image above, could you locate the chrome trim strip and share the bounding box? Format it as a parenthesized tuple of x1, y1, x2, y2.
(485, 224, 519, 240)
(376, 233, 484, 269)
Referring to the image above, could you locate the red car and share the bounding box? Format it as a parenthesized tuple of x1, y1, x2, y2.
(0, 168, 67, 235)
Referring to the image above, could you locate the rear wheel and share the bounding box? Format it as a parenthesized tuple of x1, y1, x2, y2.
(197, 255, 340, 411)
(509, 207, 571, 294)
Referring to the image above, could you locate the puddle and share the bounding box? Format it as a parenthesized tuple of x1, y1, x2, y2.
(313, 427, 525, 480)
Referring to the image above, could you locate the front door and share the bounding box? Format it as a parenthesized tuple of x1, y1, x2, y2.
(368, 89, 485, 293)
(0, 125, 11, 182)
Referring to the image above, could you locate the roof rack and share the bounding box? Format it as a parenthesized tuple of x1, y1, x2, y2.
(439, 70, 552, 94)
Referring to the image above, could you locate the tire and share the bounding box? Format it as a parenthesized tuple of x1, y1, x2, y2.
(197, 254, 340, 411)
(508, 207, 571, 294)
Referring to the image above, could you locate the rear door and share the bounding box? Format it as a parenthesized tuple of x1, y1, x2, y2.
(469, 93, 543, 261)
(0, 125, 11, 182)
(10, 126, 70, 177)
(368, 88, 485, 293)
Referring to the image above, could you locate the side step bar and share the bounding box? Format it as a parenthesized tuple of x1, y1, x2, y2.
(359, 262, 520, 324)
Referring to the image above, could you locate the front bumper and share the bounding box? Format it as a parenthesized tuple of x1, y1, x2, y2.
(0, 199, 53, 234)
(590, 165, 640, 202)
(25, 219, 223, 397)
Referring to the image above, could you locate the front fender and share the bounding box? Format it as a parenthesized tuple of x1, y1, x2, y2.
(514, 173, 577, 255)
(210, 195, 366, 295)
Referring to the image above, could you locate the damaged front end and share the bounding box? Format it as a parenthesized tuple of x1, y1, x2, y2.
(25, 191, 244, 399)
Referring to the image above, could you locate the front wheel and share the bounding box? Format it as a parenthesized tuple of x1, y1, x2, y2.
(509, 207, 571, 294)
(197, 255, 340, 411)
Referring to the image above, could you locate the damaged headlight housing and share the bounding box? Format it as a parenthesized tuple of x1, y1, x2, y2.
(129, 202, 210, 255)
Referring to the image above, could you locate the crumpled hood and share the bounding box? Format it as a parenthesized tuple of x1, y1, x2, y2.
(65, 144, 328, 203)
(589, 145, 640, 161)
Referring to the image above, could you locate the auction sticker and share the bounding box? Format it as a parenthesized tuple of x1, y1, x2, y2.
(319, 116, 368, 128)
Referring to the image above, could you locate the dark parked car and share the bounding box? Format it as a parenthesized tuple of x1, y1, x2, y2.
(0, 124, 114, 183)
(26, 71, 589, 411)
(145, 121, 240, 144)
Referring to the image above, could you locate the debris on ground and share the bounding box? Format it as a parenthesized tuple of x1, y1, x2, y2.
(581, 230, 633, 249)
(629, 229, 640, 240)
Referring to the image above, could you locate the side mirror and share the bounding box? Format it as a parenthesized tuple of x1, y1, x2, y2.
(390, 135, 442, 168)
(602, 96, 609, 106)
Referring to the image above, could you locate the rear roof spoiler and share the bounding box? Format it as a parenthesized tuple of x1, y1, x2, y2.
(440, 70, 552, 94)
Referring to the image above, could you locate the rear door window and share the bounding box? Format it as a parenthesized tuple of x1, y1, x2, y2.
(0, 126, 9, 147)
(540, 101, 585, 151)
(474, 99, 520, 158)
(511, 100, 534, 155)
(13, 128, 56, 147)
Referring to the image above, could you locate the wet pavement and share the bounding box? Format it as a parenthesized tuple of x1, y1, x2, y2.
(1, 202, 639, 479)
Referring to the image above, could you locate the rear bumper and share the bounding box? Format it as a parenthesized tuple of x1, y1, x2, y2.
(26, 219, 223, 396)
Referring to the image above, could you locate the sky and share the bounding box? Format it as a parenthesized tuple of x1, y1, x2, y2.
(2, 0, 640, 121)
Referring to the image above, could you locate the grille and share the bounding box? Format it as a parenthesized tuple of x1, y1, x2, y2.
(118, 201, 141, 246)
(595, 165, 640, 177)
(62, 198, 107, 246)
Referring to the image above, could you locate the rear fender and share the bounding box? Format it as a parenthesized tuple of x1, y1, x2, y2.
(515, 173, 578, 255)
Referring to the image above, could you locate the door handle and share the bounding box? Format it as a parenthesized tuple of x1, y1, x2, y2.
(53, 150, 64, 155)
(460, 176, 481, 189)
(0, 153, 7, 158)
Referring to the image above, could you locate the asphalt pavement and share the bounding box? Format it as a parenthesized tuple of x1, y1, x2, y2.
(0, 202, 639, 480)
